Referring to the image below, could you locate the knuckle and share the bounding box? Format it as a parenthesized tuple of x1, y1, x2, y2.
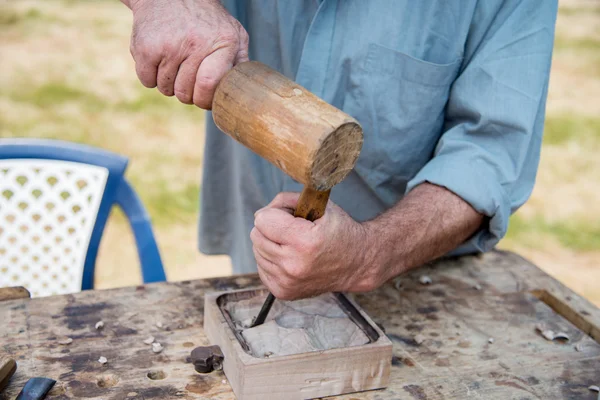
(175, 90, 193, 105)
(271, 286, 288, 300)
(193, 94, 211, 110)
(299, 236, 318, 254)
(214, 29, 239, 47)
(195, 74, 219, 91)
(286, 261, 305, 279)
(157, 85, 174, 97)
(250, 227, 260, 243)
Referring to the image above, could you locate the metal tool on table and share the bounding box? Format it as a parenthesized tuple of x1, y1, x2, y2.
(211, 61, 364, 327)
(15, 377, 56, 400)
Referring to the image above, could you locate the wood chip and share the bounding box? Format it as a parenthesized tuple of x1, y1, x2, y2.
(156, 322, 163, 328)
(58, 337, 73, 345)
(473, 284, 482, 291)
(221, 380, 227, 384)
(553, 332, 570, 342)
(98, 356, 108, 364)
(152, 342, 163, 353)
(535, 323, 570, 342)
(488, 338, 494, 344)
(143, 336, 155, 345)
(414, 334, 426, 345)
(589, 385, 599, 392)
(419, 275, 432, 285)
(95, 321, 104, 330)
(575, 343, 584, 352)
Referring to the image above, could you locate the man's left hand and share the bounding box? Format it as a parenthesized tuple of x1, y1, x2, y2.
(251, 192, 380, 300)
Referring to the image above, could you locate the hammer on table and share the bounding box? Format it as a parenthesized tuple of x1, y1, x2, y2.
(211, 61, 363, 327)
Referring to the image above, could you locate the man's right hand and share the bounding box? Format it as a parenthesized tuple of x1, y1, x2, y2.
(123, 0, 249, 109)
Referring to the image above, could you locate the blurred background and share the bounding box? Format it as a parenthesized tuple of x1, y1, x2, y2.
(0, 0, 598, 306)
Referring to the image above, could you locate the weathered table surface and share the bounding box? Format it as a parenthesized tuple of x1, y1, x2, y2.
(1, 250, 599, 399)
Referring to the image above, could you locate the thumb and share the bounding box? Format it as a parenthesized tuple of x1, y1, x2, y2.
(256, 192, 301, 216)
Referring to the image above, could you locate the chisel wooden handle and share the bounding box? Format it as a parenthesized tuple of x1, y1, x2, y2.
(294, 188, 330, 222)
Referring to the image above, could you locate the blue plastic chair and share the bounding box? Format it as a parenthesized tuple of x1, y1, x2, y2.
(0, 138, 165, 296)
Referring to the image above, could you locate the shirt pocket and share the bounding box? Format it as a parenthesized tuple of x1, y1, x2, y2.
(343, 43, 462, 204)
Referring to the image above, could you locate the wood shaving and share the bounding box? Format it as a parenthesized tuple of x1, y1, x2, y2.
(58, 337, 73, 345)
(152, 342, 163, 353)
(143, 336, 155, 345)
(535, 323, 570, 342)
(95, 321, 104, 330)
(553, 332, 570, 342)
(419, 275, 432, 285)
(414, 334, 426, 345)
(98, 356, 108, 364)
(575, 343, 584, 352)
(488, 338, 494, 344)
(589, 385, 599, 392)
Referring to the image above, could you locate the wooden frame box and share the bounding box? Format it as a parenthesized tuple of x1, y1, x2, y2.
(204, 289, 392, 400)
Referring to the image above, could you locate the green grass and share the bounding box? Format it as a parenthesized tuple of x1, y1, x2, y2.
(0, 8, 44, 26)
(554, 36, 600, 52)
(117, 88, 200, 119)
(543, 115, 600, 146)
(7, 82, 106, 111)
(131, 179, 200, 226)
(505, 214, 600, 251)
(558, 6, 600, 16)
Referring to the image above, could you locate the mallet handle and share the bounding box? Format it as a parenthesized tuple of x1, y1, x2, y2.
(294, 187, 330, 221)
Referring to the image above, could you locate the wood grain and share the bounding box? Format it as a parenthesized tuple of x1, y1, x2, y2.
(205, 290, 392, 400)
(212, 61, 363, 191)
(0, 251, 599, 399)
(293, 188, 330, 221)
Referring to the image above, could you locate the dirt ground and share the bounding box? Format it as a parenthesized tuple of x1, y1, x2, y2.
(0, 0, 598, 305)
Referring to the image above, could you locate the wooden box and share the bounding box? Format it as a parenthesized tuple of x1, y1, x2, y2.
(204, 289, 392, 400)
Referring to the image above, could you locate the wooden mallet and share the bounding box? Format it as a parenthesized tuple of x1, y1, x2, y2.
(212, 61, 363, 326)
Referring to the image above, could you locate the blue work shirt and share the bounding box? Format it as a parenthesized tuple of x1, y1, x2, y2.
(199, 0, 558, 273)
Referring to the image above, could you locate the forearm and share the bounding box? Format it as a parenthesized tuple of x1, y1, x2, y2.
(363, 182, 483, 284)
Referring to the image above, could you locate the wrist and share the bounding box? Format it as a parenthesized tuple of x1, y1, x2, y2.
(346, 221, 390, 291)
(361, 219, 411, 287)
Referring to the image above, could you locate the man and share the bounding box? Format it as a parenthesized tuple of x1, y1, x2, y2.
(120, 0, 557, 300)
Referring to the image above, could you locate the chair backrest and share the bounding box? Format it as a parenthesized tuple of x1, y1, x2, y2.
(0, 139, 165, 297)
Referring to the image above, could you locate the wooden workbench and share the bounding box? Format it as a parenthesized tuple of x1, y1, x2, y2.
(1, 250, 599, 399)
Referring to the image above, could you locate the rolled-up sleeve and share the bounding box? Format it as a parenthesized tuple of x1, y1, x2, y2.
(405, 1, 558, 253)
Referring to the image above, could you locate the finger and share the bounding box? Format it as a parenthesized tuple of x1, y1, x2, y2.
(253, 247, 278, 284)
(174, 55, 202, 104)
(254, 192, 301, 216)
(193, 46, 236, 109)
(134, 56, 159, 88)
(254, 207, 313, 245)
(250, 227, 282, 259)
(156, 56, 180, 96)
(254, 249, 293, 300)
(267, 192, 301, 211)
(234, 27, 249, 64)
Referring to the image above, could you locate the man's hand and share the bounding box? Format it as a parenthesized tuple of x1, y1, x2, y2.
(252, 184, 484, 300)
(251, 193, 379, 301)
(123, 0, 249, 109)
